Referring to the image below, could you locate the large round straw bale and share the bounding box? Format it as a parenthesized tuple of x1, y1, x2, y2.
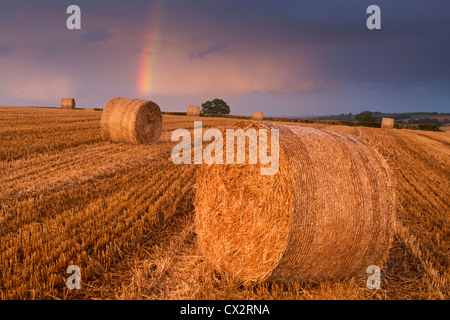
(61, 98, 75, 109)
(100, 97, 162, 144)
(195, 122, 395, 283)
(187, 105, 201, 116)
(381, 117, 394, 129)
(252, 111, 264, 121)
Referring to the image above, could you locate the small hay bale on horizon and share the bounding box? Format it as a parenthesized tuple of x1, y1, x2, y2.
(252, 111, 264, 121)
(100, 97, 162, 144)
(187, 105, 201, 116)
(381, 117, 394, 129)
(195, 122, 395, 283)
(61, 98, 75, 109)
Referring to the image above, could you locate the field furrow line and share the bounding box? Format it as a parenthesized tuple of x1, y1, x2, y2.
(0, 143, 173, 202)
(0, 161, 167, 238)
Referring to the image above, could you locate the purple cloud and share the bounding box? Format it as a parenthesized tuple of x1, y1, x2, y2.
(190, 43, 227, 59)
(79, 28, 113, 44)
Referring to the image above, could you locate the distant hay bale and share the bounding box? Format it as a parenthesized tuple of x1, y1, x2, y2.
(252, 111, 264, 121)
(187, 105, 200, 116)
(195, 122, 395, 283)
(83, 108, 96, 111)
(381, 118, 394, 129)
(61, 98, 75, 109)
(100, 97, 162, 144)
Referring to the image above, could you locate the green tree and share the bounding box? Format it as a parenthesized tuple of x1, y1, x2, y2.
(201, 98, 230, 115)
(354, 110, 377, 122)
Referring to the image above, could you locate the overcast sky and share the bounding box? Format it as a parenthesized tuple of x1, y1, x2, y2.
(0, 0, 449, 116)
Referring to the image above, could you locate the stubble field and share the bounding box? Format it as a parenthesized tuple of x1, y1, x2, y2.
(0, 105, 448, 300)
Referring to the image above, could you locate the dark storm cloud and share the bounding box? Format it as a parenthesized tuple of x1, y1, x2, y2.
(166, 0, 450, 84)
(190, 43, 227, 59)
(79, 28, 113, 44)
(0, 0, 449, 114)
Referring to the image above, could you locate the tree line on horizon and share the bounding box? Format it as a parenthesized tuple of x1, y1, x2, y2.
(314, 110, 450, 124)
(170, 98, 449, 128)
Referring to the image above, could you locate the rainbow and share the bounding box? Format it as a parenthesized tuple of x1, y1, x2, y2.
(137, 0, 166, 96)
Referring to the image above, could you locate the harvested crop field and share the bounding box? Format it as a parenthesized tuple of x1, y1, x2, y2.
(0, 105, 448, 300)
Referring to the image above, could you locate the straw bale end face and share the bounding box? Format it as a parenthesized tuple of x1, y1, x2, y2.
(381, 118, 394, 129)
(61, 98, 76, 109)
(100, 97, 162, 144)
(187, 105, 201, 116)
(252, 111, 264, 121)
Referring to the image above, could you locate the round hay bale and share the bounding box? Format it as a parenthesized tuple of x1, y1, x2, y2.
(252, 111, 264, 121)
(61, 98, 75, 109)
(100, 97, 162, 144)
(195, 122, 395, 283)
(187, 105, 201, 116)
(381, 117, 394, 129)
